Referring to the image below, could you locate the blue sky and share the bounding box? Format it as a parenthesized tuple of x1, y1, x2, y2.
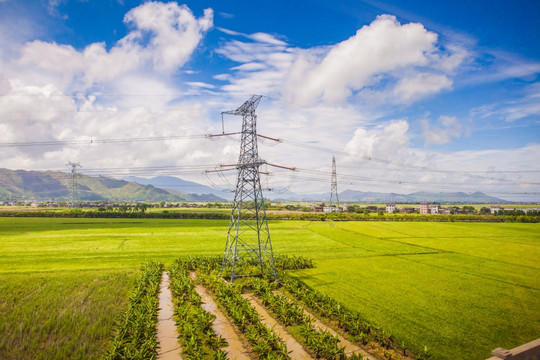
(0, 0, 539, 200)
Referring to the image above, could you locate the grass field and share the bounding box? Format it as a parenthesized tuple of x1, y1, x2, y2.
(0, 218, 538, 359)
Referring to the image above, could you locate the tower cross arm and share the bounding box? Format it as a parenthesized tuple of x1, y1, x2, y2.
(222, 95, 263, 116)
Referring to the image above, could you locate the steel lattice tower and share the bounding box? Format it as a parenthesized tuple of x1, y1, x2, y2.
(67, 162, 81, 208)
(221, 95, 277, 282)
(329, 156, 340, 212)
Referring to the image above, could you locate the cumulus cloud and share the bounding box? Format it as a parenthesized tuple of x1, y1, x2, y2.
(393, 73, 452, 102)
(0, 2, 218, 175)
(344, 120, 410, 158)
(422, 115, 463, 144)
(287, 15, 439, 104)
(0, 3, 535, 200)
(14, 2, 213, 90)
(216, 15, 466, 106)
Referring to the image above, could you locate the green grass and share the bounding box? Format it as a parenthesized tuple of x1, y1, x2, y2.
(0, 270, 134, 360)
(289, 221, 540, 360)
(0, 218, 538, 360)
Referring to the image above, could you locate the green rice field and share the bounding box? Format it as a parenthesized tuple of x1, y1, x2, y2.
(0, 217, 538, 359)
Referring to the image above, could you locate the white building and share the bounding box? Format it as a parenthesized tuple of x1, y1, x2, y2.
(386, 204, 396, 213)
(429, 204, 440, 214)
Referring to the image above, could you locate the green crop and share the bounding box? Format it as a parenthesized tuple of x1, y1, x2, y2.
(197, 270, 290, 359)
(104, 261, 163, 360)
(168, 260, 227, 359)
(1, 218, 538, 360)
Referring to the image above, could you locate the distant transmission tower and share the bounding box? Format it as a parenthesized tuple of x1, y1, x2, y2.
(329, 156, 340, 212)
(220, 95, 277, 282)
(66, 162, 81, 208)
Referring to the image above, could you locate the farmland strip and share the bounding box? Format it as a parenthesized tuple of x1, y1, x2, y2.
(280, 275, 414, 359)
(250, 278, 350, 359)
(293, 295, 377, 360)
(197, 271, 290, 359)
(105, 261, 163, 360)
(194, 283, 252, 360)
(156, 271, 182, 359)
(242, 294, 314, 360)
(168, 262, 228, 359)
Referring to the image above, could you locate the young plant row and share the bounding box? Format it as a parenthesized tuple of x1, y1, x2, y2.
(173, 254, 315, 273)
(105, 261, 163, 360)
(197, 270, 291, 359)
(280, 275, 422, 360)
(249, 277, 366, 359)
(168, 260, 228, 359)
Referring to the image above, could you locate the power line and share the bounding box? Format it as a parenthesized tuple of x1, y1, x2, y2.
(1, 132, 538, 189)
(0, 134, 208, 148)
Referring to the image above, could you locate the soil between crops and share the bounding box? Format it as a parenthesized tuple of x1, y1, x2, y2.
(156, 272, 182, 359)
(242, 293, 314, 360)
(194, 283, 253, 360)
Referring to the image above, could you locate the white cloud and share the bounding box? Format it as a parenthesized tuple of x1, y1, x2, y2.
(0, 2, 219, 175)
(216, 15, 466, 106)
(343, 120, 411, 159)
(124, 3, 213, 72)
(13, 2, 213, 90)
(393, 73, 452, 102)
(186, 81, 215, 89)
(422, 115, 463, 144)
(459, 50, 540, 87)
(217, 27, 286, 46)
(470, 83, 540, 123)
(0, 4, 536, 200)
(287, 15, 439, 104)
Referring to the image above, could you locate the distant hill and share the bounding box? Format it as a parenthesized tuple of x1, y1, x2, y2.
(0, 169, 508, 204)
(124, 175, 232, 200)
(273, 188, 507, 203)
(336, 189, 508, 203)
(0, 169, 225, 202)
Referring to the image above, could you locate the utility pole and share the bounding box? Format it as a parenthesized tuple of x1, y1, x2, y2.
(67, 162, 81, 208)
(329, 156, 340, 213)
(220, 95, 277, 282)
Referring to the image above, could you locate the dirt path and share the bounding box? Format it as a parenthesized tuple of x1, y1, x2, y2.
(194, 284, 253, 360)
(242, 294, 314, 360)
(156, 271, 182, 360)
(187, 271, 253, 360)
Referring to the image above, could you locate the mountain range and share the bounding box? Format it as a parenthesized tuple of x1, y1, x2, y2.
(122, 175, 508, 203)
(123, 176, 233, 199)
(0, 169, 508, 203)
(0, 169, 224, 202)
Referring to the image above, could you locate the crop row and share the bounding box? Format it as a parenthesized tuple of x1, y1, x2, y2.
(175, 254, 315, 272)
(280, 275, 424, 360)
(104, 261, 163, 360)
(250, 277, 368, 359)
(103, 256, 416, 360)
(196, 269, 291, 359)
(168, 261, 228, 359)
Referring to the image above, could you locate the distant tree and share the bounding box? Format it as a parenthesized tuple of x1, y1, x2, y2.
(463, 205, 475, 214)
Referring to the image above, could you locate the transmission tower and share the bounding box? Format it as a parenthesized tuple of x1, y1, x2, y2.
(220, 95, 277, 282)
(329, 156, 340, 212)
(66, 162, 81, 208)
